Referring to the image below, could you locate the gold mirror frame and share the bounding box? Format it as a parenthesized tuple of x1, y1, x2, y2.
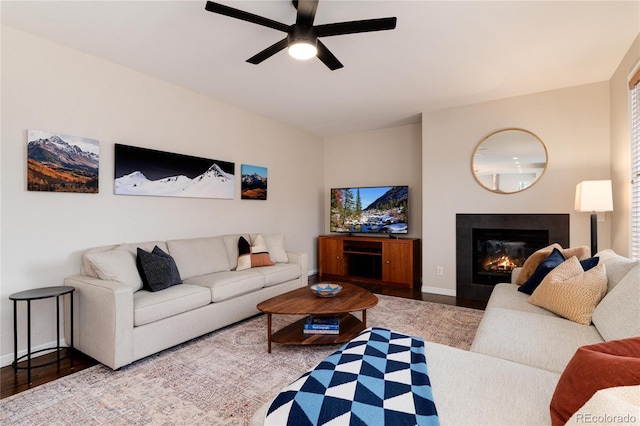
(472, 128, 548, 194)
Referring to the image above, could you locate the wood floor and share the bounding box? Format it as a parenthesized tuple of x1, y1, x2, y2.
(1, 278, 485, 400)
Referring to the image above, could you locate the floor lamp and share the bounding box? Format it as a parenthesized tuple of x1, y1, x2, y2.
(575, 180, 614, 257)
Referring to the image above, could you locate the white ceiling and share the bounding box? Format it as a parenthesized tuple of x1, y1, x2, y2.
(2, 1, 639, 137)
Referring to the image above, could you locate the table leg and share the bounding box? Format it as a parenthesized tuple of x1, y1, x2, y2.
(362, 309, 367, 327)
(27, 300, 32, 385)
(56, 295, 61, 364)
(13, 300, 17, 374)
(70, 292, 74, 369)
(266, 313, 272, 353)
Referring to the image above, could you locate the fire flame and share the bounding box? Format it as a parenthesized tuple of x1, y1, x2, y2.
(483, 255, 518, 272)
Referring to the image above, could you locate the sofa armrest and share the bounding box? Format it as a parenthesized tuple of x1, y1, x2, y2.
(511, 267, 522, 284)
(286, 251, 308, 286)
(64, 275, 134, 369)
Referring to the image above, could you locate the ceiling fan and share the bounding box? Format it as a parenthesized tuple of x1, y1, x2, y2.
(204, 0, 397, 70)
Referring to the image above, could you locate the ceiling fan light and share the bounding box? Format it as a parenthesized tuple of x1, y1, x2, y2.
(288, 41, 317, 60)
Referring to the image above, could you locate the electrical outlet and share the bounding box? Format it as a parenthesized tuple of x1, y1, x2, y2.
(436, 266, 444, 276)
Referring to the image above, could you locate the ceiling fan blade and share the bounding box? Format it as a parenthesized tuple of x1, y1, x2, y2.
(315, 17, 397, 37)
(246, 37, 289, 64)
(316, 40, 343, 71)
(294, 0, 319, 27)
(205, 1, 289, 32)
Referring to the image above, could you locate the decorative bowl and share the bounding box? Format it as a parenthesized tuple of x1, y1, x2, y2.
(310, 283, 342, 298)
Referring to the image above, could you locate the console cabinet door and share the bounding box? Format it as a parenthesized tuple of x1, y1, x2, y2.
(382, 240, 413, 286)
(319, 237, 344, 276)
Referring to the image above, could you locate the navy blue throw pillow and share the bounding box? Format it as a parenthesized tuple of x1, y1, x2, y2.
(518, 248, 566, 295)
(580, 256, 599, 272)
(136, 246, 182, 292)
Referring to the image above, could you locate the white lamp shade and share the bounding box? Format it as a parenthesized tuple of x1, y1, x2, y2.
(575, 180, 613, 212)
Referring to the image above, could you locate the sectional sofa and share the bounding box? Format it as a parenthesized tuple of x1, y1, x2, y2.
(64, 233, 307, 370)
(251, 248, 640, 425)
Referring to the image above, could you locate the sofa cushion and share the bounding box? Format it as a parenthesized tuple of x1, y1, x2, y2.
(550, 337, 640, 426)
(237, 235, 275, 271)
(84, 245, 143, 292)
(424, 341, 560, 426)
(528, 257, 607, 325)
(136, 246, 182, 292)
(256, 263, 301, 287)
(516, 244, 589, 285)
(470, 307, 605, 373)
(518, 248, 565, 295)
(166, 237, 230, 280)
(566, 385, 640, 426)
(184, 270, 265, 302)
(486, 284, 559, 317)
(133, 284, 211, 326)
(591, 264, 640, 341)
(595, 249, 639, 293)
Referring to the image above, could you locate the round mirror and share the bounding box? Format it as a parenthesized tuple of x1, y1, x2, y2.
(472, 128, 548, 194)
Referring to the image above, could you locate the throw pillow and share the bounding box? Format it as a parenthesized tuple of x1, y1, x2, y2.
(262, 233, 289, 263)
(528, 257, 607, 325)
(550, 337, 640, 426)
(579, 256, 599, 272)
(85, 248, 143, 292)
(237, 235, 275, 271)
(516, 244, 590, 285)
(516, 243, 562, 285)
(136, 246, 182, 292)
(518, 248, 565, 295)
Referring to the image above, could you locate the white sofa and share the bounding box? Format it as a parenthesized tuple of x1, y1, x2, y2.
(64, 233, 307, 370)
(251, 249, 640, 425)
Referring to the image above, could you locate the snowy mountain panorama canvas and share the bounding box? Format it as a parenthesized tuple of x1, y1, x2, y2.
(27, 130, 99, 193)
(114, 144, 235, 199)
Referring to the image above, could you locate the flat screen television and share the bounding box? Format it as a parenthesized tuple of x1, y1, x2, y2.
(330, 185, 408, 234)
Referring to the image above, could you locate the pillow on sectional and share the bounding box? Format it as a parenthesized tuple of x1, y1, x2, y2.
(85, 246, 143, 291)
(237, 235, 275, 271)
(136, 246, 182, 292)
(518, 248, 565, 295)
(595, 249, 639, 293)
(550, 337, 640, 426)
(516, 243, 563, 285)
(528, 257, 607, 325)
(261, 233, 289, 263)
(516, 244, 590, 285)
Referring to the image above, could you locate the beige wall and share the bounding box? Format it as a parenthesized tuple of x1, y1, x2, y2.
(323, 124, 423, 240)
(0, 26, 324, 365)
(422, 83, 611, 296)
(610, 34, 640, 256)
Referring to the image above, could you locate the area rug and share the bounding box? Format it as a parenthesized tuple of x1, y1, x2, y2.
(0, 295, 483, 425)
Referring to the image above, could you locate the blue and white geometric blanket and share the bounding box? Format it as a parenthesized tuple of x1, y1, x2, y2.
(265, 327, 439, 426)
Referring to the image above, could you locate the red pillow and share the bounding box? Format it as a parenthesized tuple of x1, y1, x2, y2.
(550, 337, 640, 426)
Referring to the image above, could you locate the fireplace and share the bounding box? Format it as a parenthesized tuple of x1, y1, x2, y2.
(457, 214, 569, 302)
(473, 229, 548, 285)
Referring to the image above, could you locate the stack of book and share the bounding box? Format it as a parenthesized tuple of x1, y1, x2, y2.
(303, 316, 340, 334)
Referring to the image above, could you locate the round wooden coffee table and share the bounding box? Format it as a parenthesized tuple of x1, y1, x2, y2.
(257, 283, 378, 353)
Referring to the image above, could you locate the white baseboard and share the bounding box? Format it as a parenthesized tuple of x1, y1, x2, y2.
(0, 339, 68, 368)
(421, 286, 456, 297)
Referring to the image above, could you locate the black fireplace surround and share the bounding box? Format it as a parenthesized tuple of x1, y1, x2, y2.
(456, 214, 569, 302)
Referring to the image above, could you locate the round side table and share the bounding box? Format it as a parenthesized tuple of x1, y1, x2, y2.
(9, 286, 75, 384)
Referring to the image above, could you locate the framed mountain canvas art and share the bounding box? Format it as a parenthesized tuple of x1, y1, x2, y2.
(27, 130, 99, 193)
(241, 164, 267, 200)
(114, 144, 235, 199)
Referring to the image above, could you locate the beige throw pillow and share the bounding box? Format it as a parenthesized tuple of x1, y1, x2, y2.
(528, 256, 607, 325)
